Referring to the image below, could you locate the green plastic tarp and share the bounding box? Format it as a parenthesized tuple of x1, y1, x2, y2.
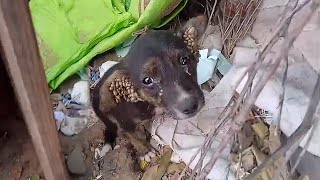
(29, 0, 187, 91)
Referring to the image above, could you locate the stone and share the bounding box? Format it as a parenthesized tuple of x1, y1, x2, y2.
(66, 146, 87, 175)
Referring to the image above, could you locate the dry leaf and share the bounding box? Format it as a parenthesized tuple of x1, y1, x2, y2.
(156, 148, 172, 180)
(241, 151, 255, 171)
(142, 165, 159, 180)
(166, 163, 186, 174)
(251, 145, 271, 180)
(268, 127, 289, 179)
(252, 121, 269, 139)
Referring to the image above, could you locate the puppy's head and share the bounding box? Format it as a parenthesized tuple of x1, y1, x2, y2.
(122, 16, 207, 119)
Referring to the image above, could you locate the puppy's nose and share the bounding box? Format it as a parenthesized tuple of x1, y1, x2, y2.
(181, 96, 199, 115)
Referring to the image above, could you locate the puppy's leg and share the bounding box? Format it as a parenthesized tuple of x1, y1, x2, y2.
(103, 117, 118, 147)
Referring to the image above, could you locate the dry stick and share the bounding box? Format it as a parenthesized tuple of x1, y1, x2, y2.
(182, 1, 310, 178)
(198, 3, 317, 178)
(246, 73, 320, 180)
(200, 0, 218, 46)
(232, 0, 262, 45)
(244, 7, 320, 180)
(230, 0, 312, 108)
(273, 0, 298, 134)
(289, 118, 319, 177)
(184, 99, 235, 180)
(195, 0, 310, 177)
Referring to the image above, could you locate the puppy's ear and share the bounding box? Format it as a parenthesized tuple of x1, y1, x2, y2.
(175, 15, 208, 52)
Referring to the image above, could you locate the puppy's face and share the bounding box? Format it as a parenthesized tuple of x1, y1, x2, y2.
(123, 30, 205, 119)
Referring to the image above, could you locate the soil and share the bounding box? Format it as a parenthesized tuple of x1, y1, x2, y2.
(0, 111, 143, 180)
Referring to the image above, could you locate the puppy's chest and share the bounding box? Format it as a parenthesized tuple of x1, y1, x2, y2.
(110, 101, 156, 122)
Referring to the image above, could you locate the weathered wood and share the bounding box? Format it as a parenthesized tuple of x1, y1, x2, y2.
(0, 1, 69, 179)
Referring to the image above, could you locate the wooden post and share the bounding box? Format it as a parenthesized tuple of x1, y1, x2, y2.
(0, 1, 69, 179)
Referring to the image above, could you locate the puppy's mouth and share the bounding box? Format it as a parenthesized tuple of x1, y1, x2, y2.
(163, 100, 205, 120)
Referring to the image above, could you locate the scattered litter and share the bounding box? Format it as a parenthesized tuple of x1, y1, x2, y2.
(53, 110, 64, 130)
(197, 48, 231, 85)
(70, 81, 90, 106)
(76, 68, 90, 81)
(99, 61, 119, 78)
(94, 144, 112, 159)
(60, 115, 88, 136)
(53, 110, 64, 122)
(115, 36, 137, 57)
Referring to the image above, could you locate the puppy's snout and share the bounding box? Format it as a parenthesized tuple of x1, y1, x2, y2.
(180, 96, 199, 115)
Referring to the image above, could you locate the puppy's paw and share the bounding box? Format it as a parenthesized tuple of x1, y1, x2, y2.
(139, 149, 156, 162)
(134, 141, 151, 157)
(139, 149, 157, 171)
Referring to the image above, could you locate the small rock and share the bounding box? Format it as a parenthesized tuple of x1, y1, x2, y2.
(66, 146, 87, 175)
(60, 115, 88, 136)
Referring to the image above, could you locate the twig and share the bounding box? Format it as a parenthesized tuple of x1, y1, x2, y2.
(200, 0, 218, 46)
(289, 118, 319, 177)
(179, 97, 235, 180)
(246, 73, 320, 180)
(198, 1, 318, 178)
(273, 0, 298, 135)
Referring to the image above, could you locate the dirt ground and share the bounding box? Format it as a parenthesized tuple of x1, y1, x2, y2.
(0, 111, 144, 180)
(0, 50, 143, 180)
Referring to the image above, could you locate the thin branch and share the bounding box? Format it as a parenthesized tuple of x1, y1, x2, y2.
(289, 118, 319, 177)
(245, 73, 320, 180)
(198, 1, 318, 178)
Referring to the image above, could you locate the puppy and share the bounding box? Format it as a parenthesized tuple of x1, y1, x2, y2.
(92, 15, 208, 158)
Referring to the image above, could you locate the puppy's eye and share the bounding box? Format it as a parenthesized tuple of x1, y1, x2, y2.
(180, 56, 189, 66)
(142, 77, 154, 86)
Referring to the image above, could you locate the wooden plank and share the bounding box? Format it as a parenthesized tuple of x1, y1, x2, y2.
(0, 1, 69, 179)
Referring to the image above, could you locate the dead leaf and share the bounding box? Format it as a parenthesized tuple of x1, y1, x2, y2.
(156, 148, 172, 180)
(251, 145, 271, 180)
(252, 121, 269, 139)
(141, 165, 159, 180)
(268, 127, 289, 179)
(241, 151, 255, 171)
(166, 163, 185, 174)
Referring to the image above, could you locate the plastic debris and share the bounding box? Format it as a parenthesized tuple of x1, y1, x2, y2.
(197, 49, 231, 85)
(71, 81, 90, 106)
(99, 61, 119, 78)
(94, 144, 112, 159)
(115, 35, 137, 57)
(53, 110, 64, 130)
(60, 115, 88, 136)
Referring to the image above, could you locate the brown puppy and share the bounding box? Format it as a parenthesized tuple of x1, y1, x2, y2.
(92, 15, 208, 157)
